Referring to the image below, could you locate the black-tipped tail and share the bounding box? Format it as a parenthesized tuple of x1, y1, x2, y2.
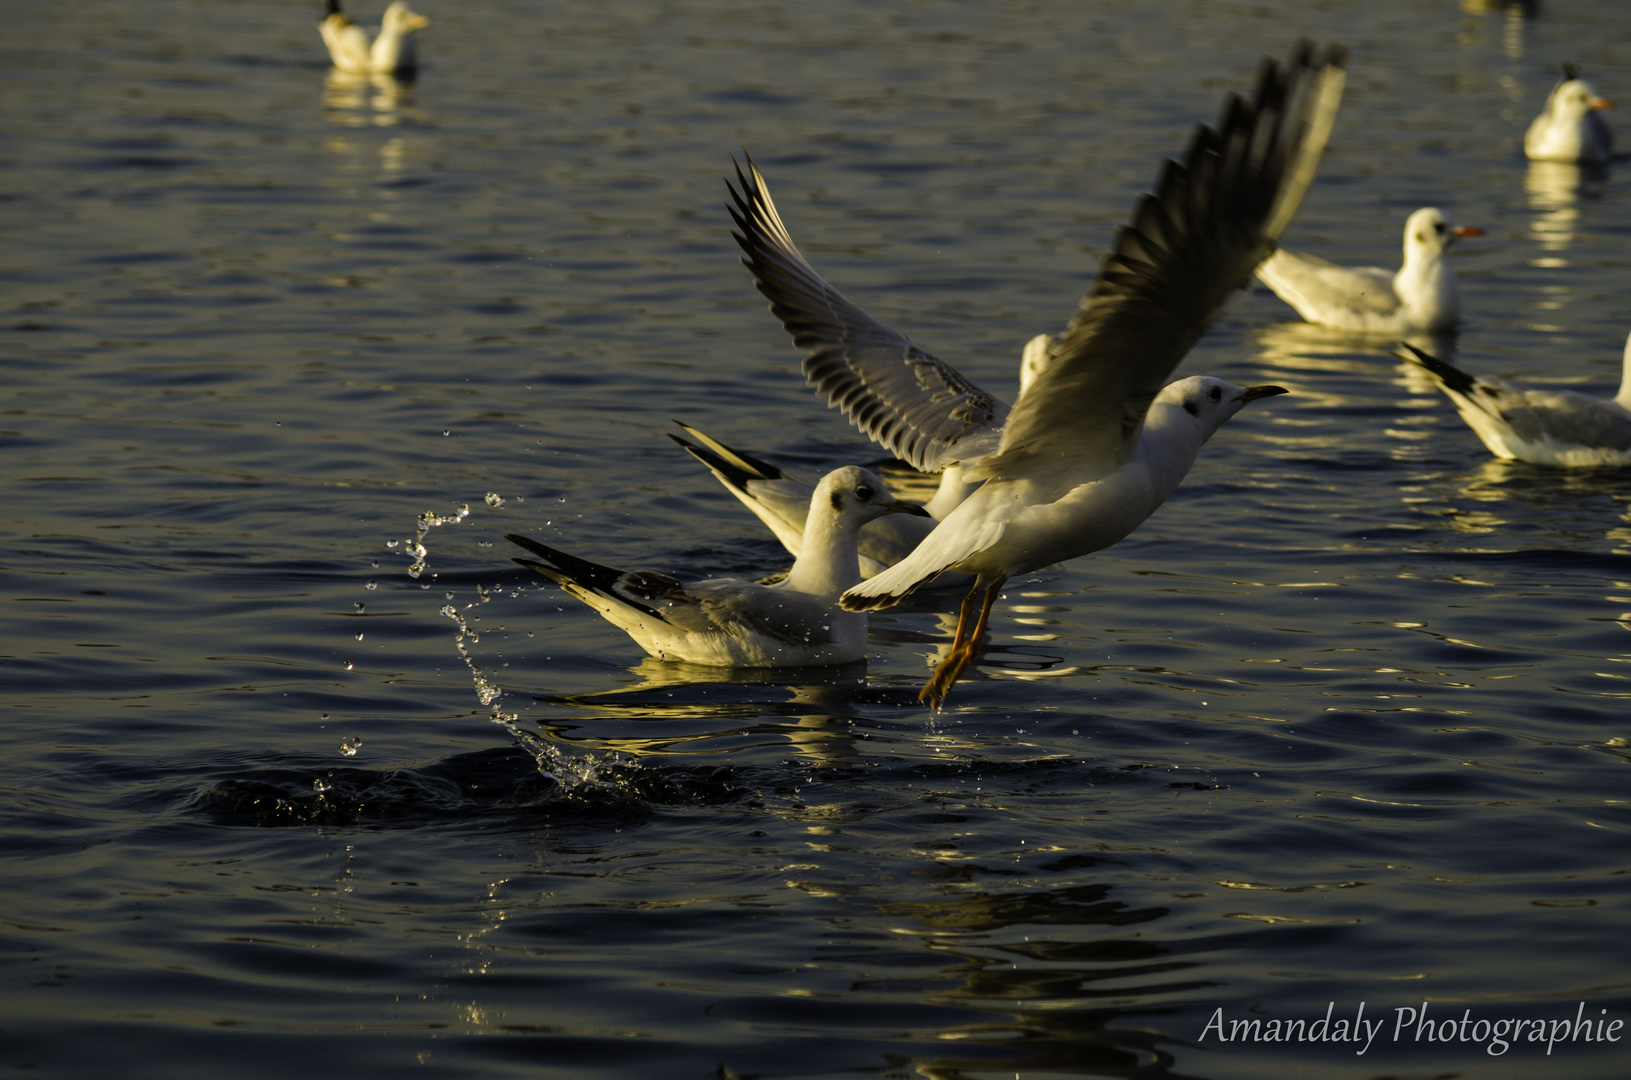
(1397, 343, 1477, 397)
(506, 534, 676, 623)
(668, 422, 786, 494)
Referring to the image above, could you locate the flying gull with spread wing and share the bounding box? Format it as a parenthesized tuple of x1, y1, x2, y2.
(730, 41, 1347, 705)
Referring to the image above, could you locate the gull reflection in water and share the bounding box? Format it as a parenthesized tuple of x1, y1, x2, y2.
(536, 657, 889, 764)
(1251, 320, 1456, 401)
(322, 69, 425, 129)
(1524, 161, 1607, 262)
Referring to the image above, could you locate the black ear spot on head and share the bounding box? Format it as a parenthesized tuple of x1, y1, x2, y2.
(830, 491, 843, 512)
(1209, 385, 1222, 401)
(1183, 401, 1199, 416)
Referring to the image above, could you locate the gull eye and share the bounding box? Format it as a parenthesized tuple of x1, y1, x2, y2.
(1209, 385, 1222, 401)
(1434, 222, 1446, 233)
(856, 486, 875, 501)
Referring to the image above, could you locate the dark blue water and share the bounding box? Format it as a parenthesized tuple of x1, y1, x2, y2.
(4, 1, 1630, 1077)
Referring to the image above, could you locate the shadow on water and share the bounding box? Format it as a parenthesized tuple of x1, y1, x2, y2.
(190, 744, 749, 829)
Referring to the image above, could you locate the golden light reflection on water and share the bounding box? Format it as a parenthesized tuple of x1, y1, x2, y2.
(1523, 161, 1607, 261)
(322, 70, 425, 128)
(537, 657, 872, 762)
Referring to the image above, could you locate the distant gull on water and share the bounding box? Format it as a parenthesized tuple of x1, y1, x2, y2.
(507, 467, 929, 667)
(1398, 337, 1631, 467)
(1255, 207, 1482, 336)
(730, 41, 1346, 705)
(319, 0, 429, 77)
(1525, 64, 1613, 165)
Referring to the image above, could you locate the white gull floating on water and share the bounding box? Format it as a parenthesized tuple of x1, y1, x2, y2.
(1255, 207, 1482, 336)
(506, 467, 929, 666)
(1525, 64, 1613, 165)
(319, 0, 429, 77)
(731, 41, 1346, 706)
(1399, 337, 1631, 467)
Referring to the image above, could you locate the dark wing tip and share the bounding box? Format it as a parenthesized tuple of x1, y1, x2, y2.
(325, 0, 341, 15)
(1397, 343, 1477, 397)
(1564, 62, 1581, 82)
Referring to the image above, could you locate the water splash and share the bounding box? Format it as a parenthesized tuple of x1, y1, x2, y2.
(406, 503, 471, 579)
(406, 491, 631, 795)
(439, 576, 628, 794)
(339, 736, 361, 758)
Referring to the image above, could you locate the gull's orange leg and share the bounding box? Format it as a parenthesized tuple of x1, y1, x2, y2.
(920, 577, 1005, 708)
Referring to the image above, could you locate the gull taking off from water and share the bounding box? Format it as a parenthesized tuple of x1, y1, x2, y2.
(1255, 208, 1483, 335)
(1525, 64, 1613, 165)
(319, 0, 429, 77)
(1398, 338, 1631, 467)
(730, 42, 1346, 706)
(507, 467, 929, 667)
(670, 334, 1057, 575)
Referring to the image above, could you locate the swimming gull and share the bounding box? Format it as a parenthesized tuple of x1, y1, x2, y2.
(1255, 208, 1482, 335)
(1398, 337, 1631, 467)
(1525, 64, 1613, 165)
(730, 41, 1346, 705)
(319, 0, 429, 77)
(669, 423, 952, 579)
(506, 466, 930, 666)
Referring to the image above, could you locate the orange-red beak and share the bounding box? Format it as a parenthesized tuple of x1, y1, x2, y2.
(1592, 97, 1613, 110)
(1452, 226, 1484, 238)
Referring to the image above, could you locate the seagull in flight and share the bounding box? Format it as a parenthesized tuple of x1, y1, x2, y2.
(1525, 64, 1613, 165)
(507, 467, 929, 667)
(1255, 207, 1483, 336)
(729, 41, 1346, 705)
(319, 0, 429, 78)
(1398, 338, 1631, 467)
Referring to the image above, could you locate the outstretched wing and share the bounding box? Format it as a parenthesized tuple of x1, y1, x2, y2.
(728, 158, 1009, 473)
(978, 41, 1347, 478)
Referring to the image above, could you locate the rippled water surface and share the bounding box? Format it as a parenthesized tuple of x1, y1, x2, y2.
(5, 1, 1631, 1077)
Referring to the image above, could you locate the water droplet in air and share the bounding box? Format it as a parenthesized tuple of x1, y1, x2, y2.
(484, 492, 505, 508)
(313, 777, 331, 794)
(339, 737, 361, 758)
(442, 430, 450, 437)
(345, 662, 354, 670)
(355, 631, 364, 641)
(366, 580, 377, 591)
(371, 560, 379, 568)
(320, 713, 329, 721)
(354, 602, 365, 612)
(386, 540, 398, 549)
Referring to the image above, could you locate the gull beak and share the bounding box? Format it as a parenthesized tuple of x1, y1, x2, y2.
(1593, 97, 1613, 110)
(1452, 225, 1485, 238)
(411, 14, 430, 29)
(1240, 384, 1289, 404)
(885, 498, 933, 518)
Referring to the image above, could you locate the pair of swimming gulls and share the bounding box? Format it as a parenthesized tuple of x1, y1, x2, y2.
(1255, 64, 1613, 337)
(510, 42, 1345, 705)
(318, 0, 428, 77)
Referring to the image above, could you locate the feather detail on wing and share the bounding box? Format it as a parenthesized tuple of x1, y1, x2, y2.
(1256, 250, 1398, 319)
(841, 516, 1007, 611)
(975, 42, 1347, 480)
(728, 157, 1009, 473)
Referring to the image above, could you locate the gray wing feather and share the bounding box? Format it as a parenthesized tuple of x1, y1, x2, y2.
(980, 42, 1347, 476)
(728, 158, 1009, 473)
(1501, 389, 1631, 450)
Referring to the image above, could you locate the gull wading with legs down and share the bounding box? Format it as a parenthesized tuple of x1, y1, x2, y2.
(729, 42, 1347, 706)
